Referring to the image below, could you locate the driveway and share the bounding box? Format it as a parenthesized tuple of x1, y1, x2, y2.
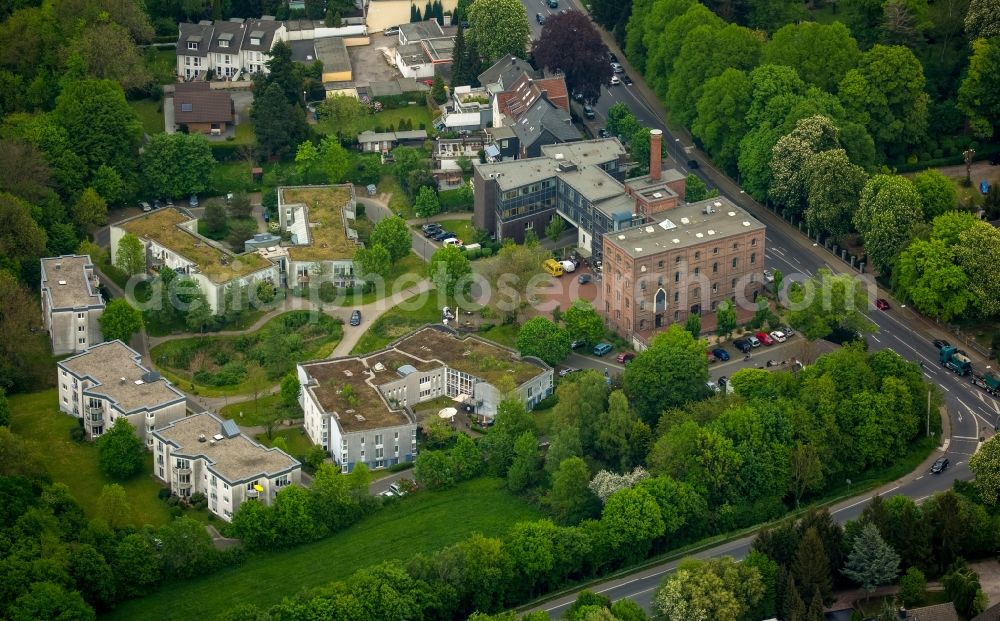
(164, 97, 175, 134)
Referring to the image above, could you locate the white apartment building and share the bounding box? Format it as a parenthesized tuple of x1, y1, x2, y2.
(153, 412, 302, 521)
(109, 208, 279, 313)
(176, 18, 286, 80)
(57, 341, 187, 446)
(40, 255, 105, 355)
(297, 325, 553, 472)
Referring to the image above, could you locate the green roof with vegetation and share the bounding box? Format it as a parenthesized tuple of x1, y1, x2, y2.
(120, 208, 270, 284)
(280, 186, 358, 261)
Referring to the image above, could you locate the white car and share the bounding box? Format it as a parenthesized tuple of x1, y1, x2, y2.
(560, 260, 576, 273)
(747, 335, 761, 348)
(559, 367, 579, 377)
(611, 62, 623, 73)
(378, 490, 396, 497)
(610, 75, 621, 86)
(769, 330, 787, 343)
(442, 238, 464, 248)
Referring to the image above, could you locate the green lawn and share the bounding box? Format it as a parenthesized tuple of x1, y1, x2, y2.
(219, 393, 300, 426)
(334, 253, 428, 306)
(479, 323, 519, 349)
(103, 477, 540, 621)
(130, 99, 165, 135)
(232, 122, 255, 145)
(255, 428, 314, 457)
(210, 161, 262, 194)
(363, 106, 433, 134)
(377, 173, 415, 218)
(151, 311, 343, 397)
(351, 289, 452, 354)
(416, 218, 477, 244)
(8, 390, 173, 527)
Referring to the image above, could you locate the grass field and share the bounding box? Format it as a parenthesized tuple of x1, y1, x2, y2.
(8, 390, 172, 526)
(255, 427, 314, 457)
(479, 323, 519, 349)
(335, 253, 428, 306)
(209, 161, 262, 194)
(351, 289, 451, 354)
(103, 477, 540, 621)
(363, 106, 433, 134)
(130, 99, 165, 135)
(377, 173, 415, 218)
(151, 311, 343, 397)
(219, 393, 301, 426)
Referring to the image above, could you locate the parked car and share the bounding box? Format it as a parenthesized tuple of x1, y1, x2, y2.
(570, 339, 585, 349)
(707, 381, 720, 394)
(153, 199, 163, 210)
(433, 230, 455, 241)
(536, 12, 545, 24)
(583, 105, 595, 119)
(747, 335, 761, 348)
(733, 338, 751, 353)
(350, 310, 362, 326)
(573, 91, 585, 102)
(389, 482, 407, 496)
(933, 339, 951, 350)
(931, 457, 949, 474)
(384, 26, 400, 35)
(442, 238, 464, 247)
(421, 223, 442, 233)
(378, 490, 396, 498)
(423, 227, 442, 238)
(711, 347, 730, 361)
(547, 0, 558, 6)
(610, 62, 623, 73)
(610, 75, 621, 86)
(578, 273, 592, 284)
(139, 201, 152, 212)
(755, 331, 773, 346)
(686, 159, 699, 169)
(769, 330, 787, 343)
(617, 352, 635, 364)
(598, 128, 610, 138)
(559, 367, 579, 377)
(189, 195, 199, 208)
(607, 52, 618, 63)
(560, 260, 576, 273)
(780, 325, 795, 337)
(593, 342, 613, 356)
(875, 298, 891, 310)
(622, 74, 633, 86)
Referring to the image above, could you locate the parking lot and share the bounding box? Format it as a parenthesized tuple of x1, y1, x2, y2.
(528, 263, 602, 318)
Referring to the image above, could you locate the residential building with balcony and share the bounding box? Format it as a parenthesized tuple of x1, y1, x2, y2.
(152, 412, 301, 521)
(276, 185, 360, 289)
(40, 255, 105, 355)
(109, 207, 279, 313)
(57, 341, 187, 446)
(297, 325, 553, 472)
(176, 18, 286, 80)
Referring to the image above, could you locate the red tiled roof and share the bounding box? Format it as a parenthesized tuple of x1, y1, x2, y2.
(497, 73, 571, 120)
(534, 77, 569, 111)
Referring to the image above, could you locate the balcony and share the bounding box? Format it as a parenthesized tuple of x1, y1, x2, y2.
(174, 467, 191, 475)
(246, 488, 260, 499)
(177, 479, 192, 488)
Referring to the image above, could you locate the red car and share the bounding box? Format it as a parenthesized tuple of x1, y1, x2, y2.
(755, 331, 774, 346)
(875, 298, 890, 310)
(617, 352, 635, 364)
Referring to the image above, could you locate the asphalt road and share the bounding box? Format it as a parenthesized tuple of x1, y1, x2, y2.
(519, 0, 999, 614)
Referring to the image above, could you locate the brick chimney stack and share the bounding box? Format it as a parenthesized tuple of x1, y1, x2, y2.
(649, 129, 663, 181)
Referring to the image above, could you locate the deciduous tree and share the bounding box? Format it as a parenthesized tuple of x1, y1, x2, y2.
(692, 68, 751, 174)
(763, 22, 860, 92)
(516, 317, 570, 366)
(370, 216, 411, 262)
(970, 435, 1000, 505)
(562, 300, 603, 347)
(803, 148, 867, 238)
(99, 298, 143, 344)
(623, 325, 709, 425)
(429, 245, 472, 296)
(141, 133, 216, 199)
(532, 11, 612, 104)
(547, 457, 599, 525)
(957, 37, 1000, 138)
(964, 0, 1000, 39)
(0, 192, 48, 277)
(912, 169, 958, 220)
(95, 483, 132, 530)
(55, 79, 142, 179)
(853, 174, 924, 270)
(892, 239, 974, 321)
(355, 243, 392, 280)
(317, 94, 370, 141)
(414, 450, 456, 490)
(414, 186, 440, 220)
(72, 187, 108, 231)
(769, 115, 841, 217)
(72, 22, 152, 91)
(251, 83, 309, 158)
(96, 418, 145, 480)
(600, 486, 664, 563)
(466, 0, 530, 65)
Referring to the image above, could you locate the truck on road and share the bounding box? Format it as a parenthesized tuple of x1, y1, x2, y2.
(971, 371, 1000, 396)
(939, 346, 972, 376)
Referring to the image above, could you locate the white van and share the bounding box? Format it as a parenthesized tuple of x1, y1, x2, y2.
(560, 260, 577, 273)
(443, 238, 464, 248)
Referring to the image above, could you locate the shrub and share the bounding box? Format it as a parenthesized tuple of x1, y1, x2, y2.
(169, 506, 184, 518)
(533, 393, 558, 411)
(190, 492, 209, 511)
(69, 426, 86, 443)
(900, 567, 927, 607)
(319, 281, 337, 303)
(388, 461, 415, 472)
(158, 487, 172, 501)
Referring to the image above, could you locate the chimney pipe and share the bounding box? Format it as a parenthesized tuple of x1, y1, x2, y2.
(649, 129, 663, 182)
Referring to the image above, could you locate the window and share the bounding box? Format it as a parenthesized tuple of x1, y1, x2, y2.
(732, 258, 738, 269)
(751, 238, 758, 246)
(674, 271, 680, 283)
(713, 247, 719, 255)
(176, 458, 190, 469)
(694, 267, 700, 276)
(657, 260, 664, 268)
(219, 39, 228, 48)
(674, 291, 679, 302)
(77, 312, 85, 319)
(675, 256, 682, 264)
(78, 325, 85, 332)
(694, 251, 700, 260)
(731, 278, 737, 289)
(187, 41, 198, 50)
(712, 283, 718, 293)
(750, 252, 757, 264)
(713, 262, 719, 273)
(733, 242, 739, 250)
(693, 287, 700, 299)
(78, 338, 86, 344)
(246, 479, 259, 491)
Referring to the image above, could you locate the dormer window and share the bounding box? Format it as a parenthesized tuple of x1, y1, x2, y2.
(250, 37, 260, 46)
(187, 41, 198, 50)
(219, 39, 228, 48)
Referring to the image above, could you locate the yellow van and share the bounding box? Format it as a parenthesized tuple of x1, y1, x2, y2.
(543, 259, 564, 277)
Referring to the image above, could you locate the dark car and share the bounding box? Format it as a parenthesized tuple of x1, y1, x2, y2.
(578, 273, 592, 284)
(583, 105, 595, 120)
(421, 223, 442, 233)
(153, 199, 163, 210)
(711, 347, 730, 362)
(433, 230, 455, 241)
(570, 339, 586, 349)
(622, 74, 633, 86)
(536, 12, 545, 24)
(875, 298, 890, 310)
(733, 338, 751, 354)
(933, 339, 951, 350)
(931, 457, 949, 474)
(349, 310, 361, 326)
(686, 159, 699, 169)
(598, 128, 610, 138)
(607, 52, 618, 64)
(573, 91, 585, 102)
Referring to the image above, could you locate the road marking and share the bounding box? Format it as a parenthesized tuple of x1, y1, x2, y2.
(953, 435, 981, 440)
(915, 475, 924, 480)
(793, 256, 801, 264)
(923, 372, 934, 379)
(941, 385, 950, 392)
(834, 485, 899, 514)
(870, 335, 881, 343)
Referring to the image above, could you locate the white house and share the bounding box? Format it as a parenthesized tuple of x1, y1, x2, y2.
(57, 341, 187, 446)
(40, 255, 105, 356)
(176, 18, 286, 80)
(153, 412, 302, 521)
(296, 325, 553, 472)
(110, 208, 279, 313)
(277, 185, 360, 289)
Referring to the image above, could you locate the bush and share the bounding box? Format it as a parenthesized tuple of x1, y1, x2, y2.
(169, 506, 184, 518)
(69, 426, 86, 443)
(533, 393, 558, 411)
(900, 567, 927, 607)
(190, 492, 209, 511)
(319, 281, 337, 303)
(158, 487, 172, 501)
(479, 323, 495, 332)
(388, 461, 415, 472)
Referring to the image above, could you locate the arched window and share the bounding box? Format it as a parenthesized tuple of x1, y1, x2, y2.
(655, 288, 667, 312)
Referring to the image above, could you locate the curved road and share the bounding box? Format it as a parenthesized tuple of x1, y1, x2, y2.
(518, 0, 1000, 615)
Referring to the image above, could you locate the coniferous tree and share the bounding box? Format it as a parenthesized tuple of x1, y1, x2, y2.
(793, 527, 833, 604)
